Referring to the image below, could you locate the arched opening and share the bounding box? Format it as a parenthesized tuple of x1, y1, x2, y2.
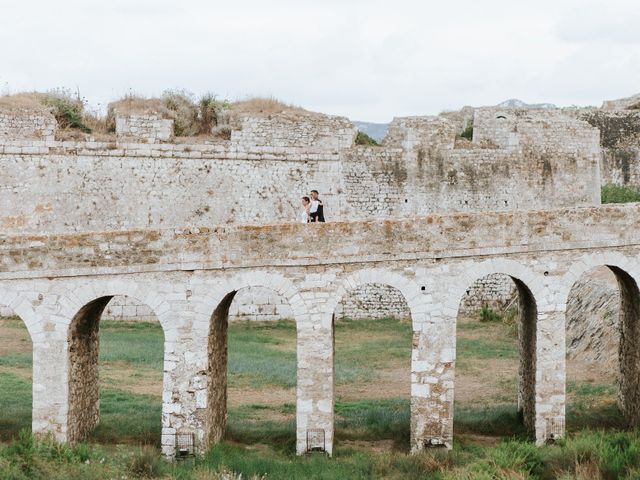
(206, 286, 297, 450)
(565, 265, 640, 431)
(0, 304, 32, 439)
(67, 294, 165, 444)
(332, 282, 412, 451)
(454, 273, 537, 439)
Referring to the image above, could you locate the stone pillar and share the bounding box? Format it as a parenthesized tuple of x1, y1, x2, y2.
(614, 267, 640, 427)
(160, 301, 212, 457)
(533, 301, 566, 444)
(411, 309, 455, 452)
(31, 304, 70, 442)
(296, 310, 334, 455)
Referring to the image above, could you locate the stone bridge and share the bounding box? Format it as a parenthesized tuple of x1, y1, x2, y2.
(2, 203, 640, 457)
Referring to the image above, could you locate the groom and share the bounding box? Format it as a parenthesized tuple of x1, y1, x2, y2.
(309, 189, 325, 222)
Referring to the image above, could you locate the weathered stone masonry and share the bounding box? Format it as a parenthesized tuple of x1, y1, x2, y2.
(0, 101, 607, 322)
(3, 204, 640, 457)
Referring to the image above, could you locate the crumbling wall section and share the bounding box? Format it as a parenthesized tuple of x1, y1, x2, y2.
(0, 108, 56, 141)
(231, 112, 356, 150)
(581, 110, 640, 187)
(473, 108, 601, 155)
(115, 112, 174, 143)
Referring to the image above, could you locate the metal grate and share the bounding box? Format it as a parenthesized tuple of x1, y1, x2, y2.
(175, 433, 196, 460)
(546, 417, 565, 442)
(306, 428, 326, 452)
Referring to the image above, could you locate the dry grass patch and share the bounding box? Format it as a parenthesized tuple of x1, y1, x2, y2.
(231, 96, 306, 115)
(0, 93, 50, 112)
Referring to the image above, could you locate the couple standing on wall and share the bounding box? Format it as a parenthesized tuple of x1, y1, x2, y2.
(300, 190, 325, 223)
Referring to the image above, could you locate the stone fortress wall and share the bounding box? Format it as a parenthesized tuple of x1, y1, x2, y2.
(1, 93, 639, 321)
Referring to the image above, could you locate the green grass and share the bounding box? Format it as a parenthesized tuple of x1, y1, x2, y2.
(601, 183, 640, 203)
(0, 373, 31, 441)
(98, 320, 164, 367)
(456, 337, 518, 360)
(228, 320, 297, 388)
(4, 431, 640, 480)
(89, 389, 162, 445)
(454, 404, 527, 437)
(335, 398, 410, 445)
(1, 316, 637, 479)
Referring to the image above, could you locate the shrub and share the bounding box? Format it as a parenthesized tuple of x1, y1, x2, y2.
(460, 120, 473, 140)
(42, 89, 91, 133)
(601, 183, 640, 204)
(126, 446, 167, 478)
(479, 305, 501, 323)
(355, 130, 379, 146)
(199, 93, 230, 134)
(162, 89, 199, 137)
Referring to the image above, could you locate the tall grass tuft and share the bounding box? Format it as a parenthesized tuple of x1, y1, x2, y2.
(601, 183, 640, 203)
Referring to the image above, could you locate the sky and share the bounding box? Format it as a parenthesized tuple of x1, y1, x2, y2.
(1, 0, 639, 122)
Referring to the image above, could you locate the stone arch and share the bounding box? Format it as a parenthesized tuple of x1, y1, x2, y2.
(448, 259, 541, 436)
(330, 268, 422, 451)
(561, 253, 640, 428)
(0, 288, 36, 438)
(62, 280, 170, 443)
(446, 259, 546, 318)
(330, 268, 424, 330)
(195, 271, 308, 332)
(199, 271, 306, 448)
(0, 286, 40, 341)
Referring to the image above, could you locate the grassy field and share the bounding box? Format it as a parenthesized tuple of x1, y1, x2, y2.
(0, 312, 637, 479)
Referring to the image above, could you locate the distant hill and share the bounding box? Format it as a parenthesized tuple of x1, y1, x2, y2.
(352, 121, 389, 142)
(496, 99, 556, 109)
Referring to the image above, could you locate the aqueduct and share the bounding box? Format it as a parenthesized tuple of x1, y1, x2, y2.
(2, 203, 640, 456)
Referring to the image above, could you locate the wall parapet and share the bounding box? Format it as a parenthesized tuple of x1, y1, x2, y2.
(0, 107, 57, 141)
(0, 203, 638, 279)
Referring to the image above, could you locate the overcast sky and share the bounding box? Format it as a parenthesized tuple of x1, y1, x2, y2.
(1, 0, 639, 122)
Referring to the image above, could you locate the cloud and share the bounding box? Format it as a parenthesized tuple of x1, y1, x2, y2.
(554, 0, 640, 44)
(1, 0, 639, 121)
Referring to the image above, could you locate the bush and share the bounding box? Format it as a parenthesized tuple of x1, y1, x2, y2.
(199, 93, 230, 134)
(479, 305, 501, 323)
(601, 183, 640, 204)
(162, 89, 199, 137)
(42, 89, 92, 133)
(126, 446, 167, 478)
(460, 120, 473, 140)
(355, 130, 379, 146)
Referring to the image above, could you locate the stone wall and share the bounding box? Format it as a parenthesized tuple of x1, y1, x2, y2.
(335, 283, 410, 319)
(230, 111, 356, 150)
(459, 273, 516, 315)
(6, 204, 640, 456)
(115, 112, 174, 143)
(0, 103, 604, 234)
(566, 266, 619, 374)
(473, 108, 601, 156)
(0, 108, 56, 141)
(581, 109, 640, 186)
